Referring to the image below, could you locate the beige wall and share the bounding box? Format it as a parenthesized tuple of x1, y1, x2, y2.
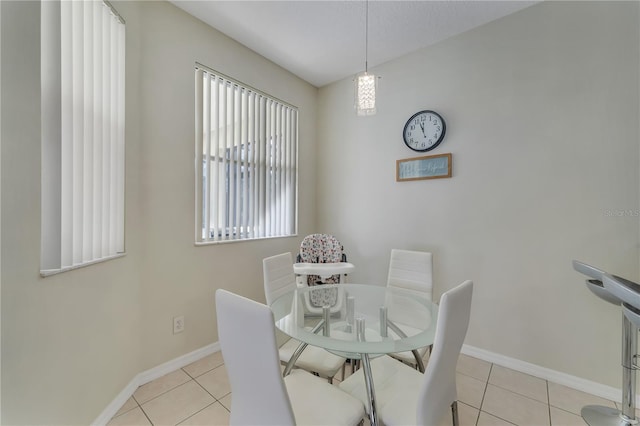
(117, 0, 318, 371)
(317, 1, 639, 389)
(0, 1, 317, 424)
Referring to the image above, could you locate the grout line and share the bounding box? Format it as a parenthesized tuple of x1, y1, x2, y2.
(181, 361, 225, 381)
(478, 363, 493, 413)
(139, 405, 153, 426)
(180, 367, 196, 380)
(476, 363, 493, 426)
(189, 373, 232, 413)
(174, 400, 217, 426)
(136, 379, 195, 412)
(124, 393, 152, 425)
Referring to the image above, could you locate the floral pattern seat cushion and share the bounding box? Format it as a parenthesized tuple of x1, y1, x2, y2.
(297, 234, 346, 308)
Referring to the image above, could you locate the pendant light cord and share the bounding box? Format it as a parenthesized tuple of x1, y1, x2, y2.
(365, 0, 369, 73)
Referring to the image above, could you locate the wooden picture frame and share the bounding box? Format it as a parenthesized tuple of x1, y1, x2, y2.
(396, 153, 452, 182)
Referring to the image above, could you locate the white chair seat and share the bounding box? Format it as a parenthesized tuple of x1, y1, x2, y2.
(285, 369, 365, 426)
(339, 356, 423, 420)
(279, 338, 345, 379)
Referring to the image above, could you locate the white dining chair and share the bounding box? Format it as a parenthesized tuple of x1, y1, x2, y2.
(386, 249, 434, 369)
(215, 289, 365, 426)
(339, 280, 473, 426)
(263, 252, 347, 383)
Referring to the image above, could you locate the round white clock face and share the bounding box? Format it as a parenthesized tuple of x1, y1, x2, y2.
(402, 110, 446, 152)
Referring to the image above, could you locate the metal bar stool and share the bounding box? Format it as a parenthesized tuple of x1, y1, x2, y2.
(573, 260, 639, 426)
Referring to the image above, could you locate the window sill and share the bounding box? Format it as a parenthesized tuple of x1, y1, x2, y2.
(195, 234, 297, 246)
(40, 252, 126, 277)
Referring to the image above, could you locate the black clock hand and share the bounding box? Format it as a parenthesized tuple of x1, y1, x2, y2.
(419, 122, 426, 137)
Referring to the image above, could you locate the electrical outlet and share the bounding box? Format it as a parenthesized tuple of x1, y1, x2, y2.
(173, 316, 185, 334)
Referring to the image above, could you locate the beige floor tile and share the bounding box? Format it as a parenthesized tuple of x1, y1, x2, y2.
(457, 372, 487, 409)
(458, 354, 492, 382)
(183, 352, 225, 378)
(195, 365, 232, 399)
(434, 401, 479, 426)
(477, 411, 516, 426)
(550, 406, 587, 426)
(107, 406, 151, 426)
(482, 384, 550, 426)
(547, 382, 616, 416)
(141, 381, 216, 425)
(458, 402, 480, 426)
(113, 396, 138, 417)
(133, 369, 192, 404)
(489, 365, 548, 404)
(178, 401, 230, 425)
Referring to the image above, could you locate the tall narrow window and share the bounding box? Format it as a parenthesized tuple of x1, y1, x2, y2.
(41, 0, 126, 275)
(195, 65, 298, 243)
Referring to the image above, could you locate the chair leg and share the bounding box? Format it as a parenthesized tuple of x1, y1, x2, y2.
(451, 400, 459, 426)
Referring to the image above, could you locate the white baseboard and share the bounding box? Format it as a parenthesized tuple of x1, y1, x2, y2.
(137, 342, 220, 386)
(461, 344, 624, 404)
(92, 342, 220, 426)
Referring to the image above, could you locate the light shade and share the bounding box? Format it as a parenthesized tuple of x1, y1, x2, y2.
(355, 71, 377, 116)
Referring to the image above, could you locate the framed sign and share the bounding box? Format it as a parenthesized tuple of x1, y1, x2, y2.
(396, 153, 452, 182)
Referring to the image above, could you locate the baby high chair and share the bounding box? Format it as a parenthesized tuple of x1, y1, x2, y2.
(295, 234, 350, 314)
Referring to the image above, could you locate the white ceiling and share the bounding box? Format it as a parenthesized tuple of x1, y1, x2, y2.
(170, 1, 538, 88)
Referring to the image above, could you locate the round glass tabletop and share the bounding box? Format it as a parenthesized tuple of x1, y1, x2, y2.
(270, 283, 438, 356)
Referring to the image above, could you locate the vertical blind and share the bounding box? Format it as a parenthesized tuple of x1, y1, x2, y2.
(41, 0, 125, 274)
(195, 65, 298, 243)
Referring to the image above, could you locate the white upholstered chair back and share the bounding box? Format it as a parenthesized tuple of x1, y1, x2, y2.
(387, 249, 433, 301)
(263, 252, 297, 305)
(216, 289, 296, 425)
(417, 280, 473, 425)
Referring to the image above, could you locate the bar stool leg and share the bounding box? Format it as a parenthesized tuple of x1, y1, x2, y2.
(581, 312, 638, 426)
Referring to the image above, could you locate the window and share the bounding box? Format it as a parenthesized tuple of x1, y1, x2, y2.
(41, 0, 126, 275)
(195, 65, 298, 243)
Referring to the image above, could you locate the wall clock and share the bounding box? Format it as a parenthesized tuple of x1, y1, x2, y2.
(402, 110, 446, 152)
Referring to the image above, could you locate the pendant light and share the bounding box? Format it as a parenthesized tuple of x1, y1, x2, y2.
(355, 0, 377, 116)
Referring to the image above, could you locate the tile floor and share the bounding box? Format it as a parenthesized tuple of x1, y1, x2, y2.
(107, 352, 617, 426)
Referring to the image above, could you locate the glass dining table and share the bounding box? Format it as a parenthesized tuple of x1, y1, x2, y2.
(270, 283, 438, 426)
